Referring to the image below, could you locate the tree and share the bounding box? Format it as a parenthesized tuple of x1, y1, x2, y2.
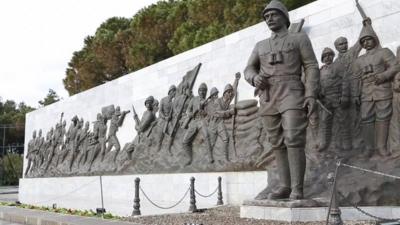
(63, 0, 315, 95)
(38, 89, 60, 107)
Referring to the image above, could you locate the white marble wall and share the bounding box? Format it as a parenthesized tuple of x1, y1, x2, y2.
(23, 0, 400, 174)
(19, 171, 268, 216)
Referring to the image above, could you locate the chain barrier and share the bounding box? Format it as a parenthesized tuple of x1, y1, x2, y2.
(340, 163, 400, 180)
(332, 161, 400, 223)
(31, 177, 98, 205)
(337, 191, 400, 222)
(194, 186, 218, 198)
(139, 185, 190, 210)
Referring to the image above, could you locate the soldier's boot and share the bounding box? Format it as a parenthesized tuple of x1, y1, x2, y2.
(222, 141, 230, 162)
(375, 121, 391, 157)
(288, 148, 306, 200)
(268, 150, 291, 200)
(205, 136, 214, 164)
(183, 143, 193, 166)
(361, 123, 375, 158)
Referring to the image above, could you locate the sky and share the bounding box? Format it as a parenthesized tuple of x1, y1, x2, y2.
(0, 0, 160, 108)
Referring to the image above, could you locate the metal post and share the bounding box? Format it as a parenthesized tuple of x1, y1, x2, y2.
(189, 177, 197, 212)
(326, 161, 343, 225)
(99, 176, 105, 215)
(132, 177, 141, 216)
(217, 176, 223, 205)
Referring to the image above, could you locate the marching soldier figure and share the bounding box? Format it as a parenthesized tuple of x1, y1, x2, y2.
(106, 106, 129, 154)
(158, 85, 176, 152)
(24, 130, 37, 176)
(208, 75, 240, 162)
(182, 83, 213, 166)
(318, 47, 350, 151)
(353, 24, 400, 157)
(244, 0, 319, 200)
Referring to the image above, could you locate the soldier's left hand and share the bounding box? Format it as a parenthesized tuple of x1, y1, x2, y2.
(303, 97, 317, 118)
(374, 76, 386, 85)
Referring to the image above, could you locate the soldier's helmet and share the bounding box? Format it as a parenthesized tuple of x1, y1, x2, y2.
(145, 96, 155, 106)
(115, 106, 121, 116)
(321, 47, 335, 61)
(32, 130, 37, 137)
(168, 85, 177, 95)
(359, 25, 379, 46)
(199, 83, 208, 91)
(71, 115, 79, 123)
(210, 87, 219, 97)
(263, 0, 290, 28)
(97, 113, 102, 120)
(223, 84, 234, 95)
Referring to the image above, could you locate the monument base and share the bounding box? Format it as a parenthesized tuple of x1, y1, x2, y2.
(241, 200, 400, 222)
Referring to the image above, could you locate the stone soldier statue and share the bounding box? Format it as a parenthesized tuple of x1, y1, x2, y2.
(33, 129, 44, 171)
(106, 106, 129, 154)
(208, 75, 240, 162)
(24, 130, 37, 176)
(318, 47, 350, 151)
(333, 20, 368, 150)
(353, 24, 400, 157)
(135, 96, 157, 137)
(244, 0, 320, 200)
(69, 118, 84, 170)
(182, 83, 214, 166)
(390, 47, 400, 154)
(77, 121, 90, 166)
(158, 85, 176, 151)
(93, 113, 108, 161)
(55, 120, 67, 166)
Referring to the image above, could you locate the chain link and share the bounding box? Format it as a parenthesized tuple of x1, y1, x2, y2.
(194, 186, 218, 198)
(337, 191, 400, 222)
(139, 186, 190, 210)
(340, 163, 400, 180)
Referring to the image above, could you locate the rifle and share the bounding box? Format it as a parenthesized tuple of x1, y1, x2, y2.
(163, 110, 172, 135)
(131, 105, 140, 126)
(355, 0, 367, 20)
(132, 105, 141, 142)
(231, 72, 241, 158)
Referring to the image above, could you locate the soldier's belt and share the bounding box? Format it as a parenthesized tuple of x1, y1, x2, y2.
(266, 74, 301, 82)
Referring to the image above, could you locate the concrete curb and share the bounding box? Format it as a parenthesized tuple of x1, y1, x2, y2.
(0, 206, 141, 225)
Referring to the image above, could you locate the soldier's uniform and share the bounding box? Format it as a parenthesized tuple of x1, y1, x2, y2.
(24, 131, 37, 176)
(207, 85, 234, 161)
(158, 86, 176, 151)
(182, 83, 213, 165)
(106, 107, 128, 153)
(244, 0, 319, 199)
(319, 48, 350, 151)
(334, 35, 363, 150)
(353, 25, 400, 156)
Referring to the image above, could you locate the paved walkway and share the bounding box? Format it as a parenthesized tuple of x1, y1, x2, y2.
(0, 220, 22, 225)
(0, 206, 140, 225)
(0, 186, 18, 203)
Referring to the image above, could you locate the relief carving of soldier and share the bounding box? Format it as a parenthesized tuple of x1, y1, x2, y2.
(93, 113, 107, 162)
(106, 106, 129, 154)
(244, 0, 319, 200)
(24, 130, 37, 176)
(318, 47, 350, 151)
(353, 24, 400, 157)
(182, 83, 213, 166)
(333, 20, 367, 150)
(207, 74, 240, 162)
(158, 86, 176, 152)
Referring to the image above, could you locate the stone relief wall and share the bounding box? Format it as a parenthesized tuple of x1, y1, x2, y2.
(23, 0, 400, 206)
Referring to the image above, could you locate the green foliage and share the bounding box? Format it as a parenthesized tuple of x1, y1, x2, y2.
(0, 153, 23, 185)
(38, 89, 60, 107)
(63, 0, 315, 95)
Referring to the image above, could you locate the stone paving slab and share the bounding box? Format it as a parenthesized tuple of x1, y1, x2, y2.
(0, 206, 141, 225)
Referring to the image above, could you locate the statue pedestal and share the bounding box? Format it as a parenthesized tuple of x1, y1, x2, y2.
(241, 199, 400, 222)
